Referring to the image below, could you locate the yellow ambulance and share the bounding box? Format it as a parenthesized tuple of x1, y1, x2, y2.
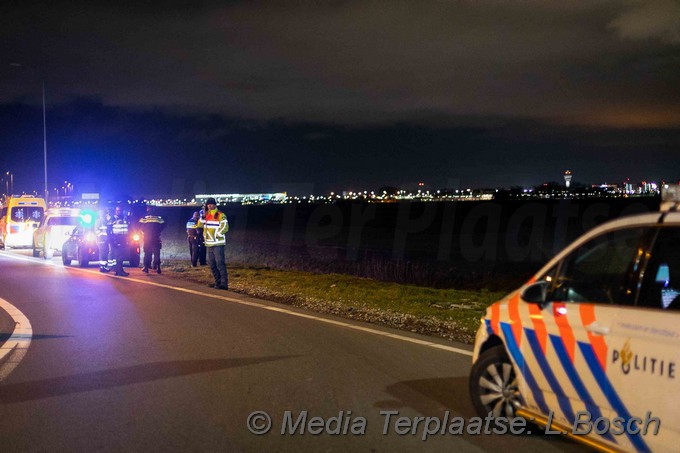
(0, 195, 47, 248)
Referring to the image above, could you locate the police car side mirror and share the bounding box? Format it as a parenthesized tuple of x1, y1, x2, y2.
(521, 281, 549, 305)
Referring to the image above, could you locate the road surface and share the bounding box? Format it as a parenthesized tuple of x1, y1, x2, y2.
(0, 250, 582, 452)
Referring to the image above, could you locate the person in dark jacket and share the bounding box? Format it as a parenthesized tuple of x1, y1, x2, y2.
(139, 205, 166, 274)
(186, 210, 207, 267)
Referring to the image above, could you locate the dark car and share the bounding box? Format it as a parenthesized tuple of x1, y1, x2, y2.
(62, 226, 141, 268)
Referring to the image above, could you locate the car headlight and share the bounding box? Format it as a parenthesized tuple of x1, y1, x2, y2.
(132, 233, 140, 241)
(85, 232, 96, 242)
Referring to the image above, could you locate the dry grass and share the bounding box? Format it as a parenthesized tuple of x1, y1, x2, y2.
(161, 258, 506, 344)
(160, 238, 531, 292)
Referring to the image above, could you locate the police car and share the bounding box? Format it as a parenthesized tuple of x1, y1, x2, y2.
(61, 224, 141, 268)
(469, 187, 680, 452)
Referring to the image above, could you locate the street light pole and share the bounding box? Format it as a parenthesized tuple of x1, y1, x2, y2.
(9, 62, 48, 204)
(5, 171, 12, 196)
(42, 80, 48, 204)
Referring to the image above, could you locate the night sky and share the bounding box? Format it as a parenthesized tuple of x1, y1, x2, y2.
(1, 1, 679, 198)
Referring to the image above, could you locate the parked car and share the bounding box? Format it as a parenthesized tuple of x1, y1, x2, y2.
(61, 225, 141, 268)
(33, 208, 81, 259)
(469, 187, 680, 452)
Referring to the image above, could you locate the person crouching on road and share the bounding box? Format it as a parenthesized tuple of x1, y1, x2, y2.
(198, 198, 229, 289)
(110, 205, 130, 277)
(95, 207, 112, 273)
(186, 210, 207, 267)
(139, 205, 166, 274)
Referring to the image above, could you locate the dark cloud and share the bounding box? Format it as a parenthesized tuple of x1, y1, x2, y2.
(608, 0, 680, 43)
(1, 1, 678, 126)
(0, 1, 679, 197)
(1, 100, 678, 197)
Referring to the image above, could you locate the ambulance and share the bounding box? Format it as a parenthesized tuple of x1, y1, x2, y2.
(0, 195, 46, 248)
(470, 187, 680, 452)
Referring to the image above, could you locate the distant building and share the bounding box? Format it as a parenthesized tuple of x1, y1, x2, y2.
(564, 170, 572, 188)
(195, 193, 287, 204)
(642, 181, 658, 194)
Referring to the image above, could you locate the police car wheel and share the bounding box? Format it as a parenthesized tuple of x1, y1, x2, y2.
(469, 345, 521, 419)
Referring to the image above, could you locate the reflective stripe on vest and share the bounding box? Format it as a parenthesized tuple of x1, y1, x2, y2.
(112, 223, 128, 235)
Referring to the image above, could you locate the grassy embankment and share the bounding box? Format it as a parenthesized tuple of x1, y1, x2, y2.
(163, 259, 506, 344)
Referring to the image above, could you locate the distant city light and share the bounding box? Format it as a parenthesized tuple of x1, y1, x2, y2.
(5, 175, 669, 209)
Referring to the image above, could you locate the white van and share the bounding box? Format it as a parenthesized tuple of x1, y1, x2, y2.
(32, 208, 82, 259)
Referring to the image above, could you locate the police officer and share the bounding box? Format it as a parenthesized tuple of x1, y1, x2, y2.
(197, 198, 229, 289)
(139, 205, 165, 274)
(186, 210, 207, 267)
(110, 205, 130, 277)
(94, 207, 112, 273)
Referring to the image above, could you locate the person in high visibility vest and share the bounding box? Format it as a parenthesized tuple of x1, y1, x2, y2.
(109, 205, 130, 277)
(139, 205, 166, 274)
(186, 211, 207, 267)
(197, 197, 229, 290)
(94, 207, 112, 273)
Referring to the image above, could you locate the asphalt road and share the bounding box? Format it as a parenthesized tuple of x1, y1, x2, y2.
(0, 249, 583, 452)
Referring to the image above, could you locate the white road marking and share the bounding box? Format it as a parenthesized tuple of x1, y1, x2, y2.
(0, 251, 473, 357)
(0, 252, 55, 265)
(0, 297, 33, 382)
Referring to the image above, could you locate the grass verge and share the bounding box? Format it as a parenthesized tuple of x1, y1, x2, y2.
(163, 259, 506, 344)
